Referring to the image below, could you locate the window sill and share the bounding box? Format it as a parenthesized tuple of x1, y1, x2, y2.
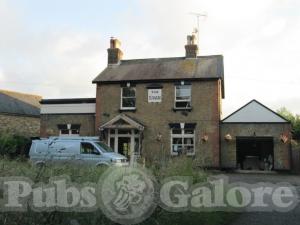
(171, 152, 195, 156)
(119, 108, 137, 112)
(172, 107, 193, 112)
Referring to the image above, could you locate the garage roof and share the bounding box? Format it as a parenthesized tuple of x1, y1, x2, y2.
(222, 100, 289, 123)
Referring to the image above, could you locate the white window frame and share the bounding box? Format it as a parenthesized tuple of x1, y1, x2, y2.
(120, 87, 136, 110)
(174, 85, 192, 109)
(108, 129, 141, 156)
(170, 128, 195, 156)
(59, 129, 79, 136)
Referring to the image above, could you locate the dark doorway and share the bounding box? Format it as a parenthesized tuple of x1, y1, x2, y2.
(118, 137, 131, 157)
(236, 137, 274, 170)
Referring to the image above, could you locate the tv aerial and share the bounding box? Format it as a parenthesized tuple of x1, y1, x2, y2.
(189, 12, 207, 47)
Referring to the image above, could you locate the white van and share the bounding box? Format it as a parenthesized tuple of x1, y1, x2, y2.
(29, 136, 128, 167)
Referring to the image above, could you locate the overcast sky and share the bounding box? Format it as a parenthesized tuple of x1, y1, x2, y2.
(0, 0, 299, 117)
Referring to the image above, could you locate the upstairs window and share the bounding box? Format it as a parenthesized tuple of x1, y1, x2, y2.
(175, 85, 191, 109)
(121, 87, 136, 110)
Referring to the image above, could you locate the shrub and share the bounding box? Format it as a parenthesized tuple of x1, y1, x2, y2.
(0, 133, 31, 157)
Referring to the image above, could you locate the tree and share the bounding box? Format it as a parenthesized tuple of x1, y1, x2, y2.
(277, 107, 300, 139)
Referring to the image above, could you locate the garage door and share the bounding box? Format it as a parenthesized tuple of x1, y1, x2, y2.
(236, 137, 274, 170)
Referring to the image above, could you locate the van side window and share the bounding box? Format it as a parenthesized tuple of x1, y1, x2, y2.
(80, 143, 100, 155)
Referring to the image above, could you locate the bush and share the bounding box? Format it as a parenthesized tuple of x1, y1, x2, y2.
(0, 133, 31, 157)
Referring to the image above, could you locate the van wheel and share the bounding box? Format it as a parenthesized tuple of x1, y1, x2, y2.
(96, 164, 109, 169)
(35, 162, 45, 168)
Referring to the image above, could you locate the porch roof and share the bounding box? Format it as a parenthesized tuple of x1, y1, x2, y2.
(100, 114, 145, 131)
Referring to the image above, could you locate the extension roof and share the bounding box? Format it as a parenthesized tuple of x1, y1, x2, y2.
(222, 100, 289, 123)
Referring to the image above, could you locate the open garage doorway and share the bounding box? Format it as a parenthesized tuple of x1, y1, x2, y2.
(236, 137, 274, 171)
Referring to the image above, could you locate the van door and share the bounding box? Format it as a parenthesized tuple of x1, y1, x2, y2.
(50, 141, 80, 164)
(80, 142, 103, 165)
(31, 140, 50, 162)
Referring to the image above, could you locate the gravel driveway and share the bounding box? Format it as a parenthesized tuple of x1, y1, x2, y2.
(222, 173, 300, 225)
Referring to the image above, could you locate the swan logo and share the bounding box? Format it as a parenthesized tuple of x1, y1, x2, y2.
(113, 174, 146, 212)
(98, 167, 157, 225)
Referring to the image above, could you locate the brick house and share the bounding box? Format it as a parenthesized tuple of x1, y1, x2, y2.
(91, 36, 224, 167)
(0, 89, 41, 137)
(40, 36, 292, 170)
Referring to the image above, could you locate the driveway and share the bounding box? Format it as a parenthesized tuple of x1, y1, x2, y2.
(221, 173, 300, 225)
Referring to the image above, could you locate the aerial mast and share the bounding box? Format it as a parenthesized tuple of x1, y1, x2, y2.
(189, 12, 207, 47)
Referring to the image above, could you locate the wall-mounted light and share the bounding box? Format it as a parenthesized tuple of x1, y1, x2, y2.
(225, 134, 232, 141)
(156, 133, 162, 142)
(201, 134, 208, 142)
(280, 134, 288, 143)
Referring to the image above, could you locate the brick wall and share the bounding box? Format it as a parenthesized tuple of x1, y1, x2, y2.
(40, 114, 95, 137)
(96, 80, 222, 168)
(0, 114, 40, 137)
(221, 123, 292, 170)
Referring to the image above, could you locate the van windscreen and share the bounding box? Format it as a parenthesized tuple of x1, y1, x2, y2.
(93, 142, 114, 153)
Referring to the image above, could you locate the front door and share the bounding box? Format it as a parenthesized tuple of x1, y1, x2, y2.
(118, 137, 131, 158)
(108, 129, 141, 157)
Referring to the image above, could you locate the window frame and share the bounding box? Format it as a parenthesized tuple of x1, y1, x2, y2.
(120, 87, 136, 110)
(59, 129, 80, 136)
(174, 85, 192, 109)
(170, 128, 195, 156)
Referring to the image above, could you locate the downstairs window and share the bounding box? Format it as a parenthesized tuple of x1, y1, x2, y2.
(171, 127, 195, 156)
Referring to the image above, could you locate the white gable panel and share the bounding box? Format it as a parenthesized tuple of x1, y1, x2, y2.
(41, 103, 95, 114)
(223, 101, 287, 123)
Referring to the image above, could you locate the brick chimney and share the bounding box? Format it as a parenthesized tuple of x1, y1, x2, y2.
(185, 34, 198, 58)
(107, 37, 123, 65)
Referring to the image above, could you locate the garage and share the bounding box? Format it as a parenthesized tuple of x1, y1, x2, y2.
(221, 100, 292, 171)
(236, 136, 274, 170)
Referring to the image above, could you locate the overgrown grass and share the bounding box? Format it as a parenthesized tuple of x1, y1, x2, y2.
(0, 156, 235, 225)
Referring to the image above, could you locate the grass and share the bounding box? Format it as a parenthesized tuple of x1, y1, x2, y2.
(0, 156, 236, 225)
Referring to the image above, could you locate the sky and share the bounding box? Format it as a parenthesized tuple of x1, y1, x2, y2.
(0, 0, 299, 117)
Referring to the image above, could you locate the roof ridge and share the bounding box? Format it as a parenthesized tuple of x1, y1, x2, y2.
(120, 54, 223, 63)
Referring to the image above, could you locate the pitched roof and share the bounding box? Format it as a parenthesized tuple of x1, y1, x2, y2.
(100, 114, 145, 131)
(222, 100, 289, 123)
(93, 55, 224, 97)
(0, 89, 41, 117)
